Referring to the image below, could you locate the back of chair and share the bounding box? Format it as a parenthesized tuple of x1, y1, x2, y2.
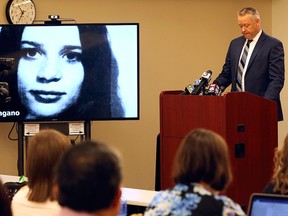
(3, 181, 27, 200)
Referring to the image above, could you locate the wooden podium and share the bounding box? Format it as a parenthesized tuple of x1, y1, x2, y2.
(159, 90, 278, 207)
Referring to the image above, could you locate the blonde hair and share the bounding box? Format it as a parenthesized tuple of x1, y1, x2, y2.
(272, 134, 288, 194)
(26, 129, 70, 202)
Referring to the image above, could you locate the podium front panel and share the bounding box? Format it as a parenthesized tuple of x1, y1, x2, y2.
(159, 91, 277, 208)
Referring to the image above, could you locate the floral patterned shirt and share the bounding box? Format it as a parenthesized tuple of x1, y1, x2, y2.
(144, 183, 246, 216)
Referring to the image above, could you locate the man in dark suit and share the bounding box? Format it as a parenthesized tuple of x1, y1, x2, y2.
(214, 7, 285, 121)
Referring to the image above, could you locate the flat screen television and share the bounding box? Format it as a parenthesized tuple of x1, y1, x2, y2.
(0, 23, 139, 122)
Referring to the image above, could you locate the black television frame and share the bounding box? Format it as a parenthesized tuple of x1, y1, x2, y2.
(0, 22, 140, 123)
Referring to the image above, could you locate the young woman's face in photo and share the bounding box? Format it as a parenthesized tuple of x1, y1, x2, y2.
(18, 26, 84, 118)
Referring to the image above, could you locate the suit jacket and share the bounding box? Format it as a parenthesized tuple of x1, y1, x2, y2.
(214, 31, 285, 121)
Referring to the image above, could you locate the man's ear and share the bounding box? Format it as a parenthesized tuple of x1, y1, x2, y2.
(52, 184, 59, 200)
(110, 186, 122, 208)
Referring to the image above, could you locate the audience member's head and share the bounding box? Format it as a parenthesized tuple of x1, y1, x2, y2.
(144, 129, 245, 216)
(173, 128, 232, 191)
(271, 134, 288, 194)
(57, 140, 122, 215)
(26, 129, 70, 202)
(0, 179, 12, 216)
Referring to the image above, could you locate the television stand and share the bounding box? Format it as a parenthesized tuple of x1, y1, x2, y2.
(17, 121, 91, 176)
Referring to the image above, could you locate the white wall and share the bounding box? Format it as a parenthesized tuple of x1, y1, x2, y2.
(1, 1, 284, 192)
(272, 0, 288, 147)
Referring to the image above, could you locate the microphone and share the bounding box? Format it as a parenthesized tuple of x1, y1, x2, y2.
(207, 80, 226, 96)
(0, 70, 10, 78)
(0, 58, 14, 71)
(207, 83, 220, 95)
(184, 83, 194, 95)
(0, 58, 14, 79)
(191, 70, 212, 95)
(181, 79, 201, 95)
(0, 82, 11, 103)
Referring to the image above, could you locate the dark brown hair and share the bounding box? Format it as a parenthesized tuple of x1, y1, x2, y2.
(173, 128, 232, 191)
(57, 140, 122, 212)
(26, 129, 70, 202)
(0, 179, 12, 216)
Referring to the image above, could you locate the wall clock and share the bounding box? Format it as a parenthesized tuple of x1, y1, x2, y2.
(6, 0, 36, 24)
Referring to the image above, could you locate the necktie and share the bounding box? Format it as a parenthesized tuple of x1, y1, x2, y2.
(236, 40, 252, 91)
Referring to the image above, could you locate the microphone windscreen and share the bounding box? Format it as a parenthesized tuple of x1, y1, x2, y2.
(207, 84, 220, 95)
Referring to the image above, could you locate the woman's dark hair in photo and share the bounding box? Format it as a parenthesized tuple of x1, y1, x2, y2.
(0, 24, 124, 120)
